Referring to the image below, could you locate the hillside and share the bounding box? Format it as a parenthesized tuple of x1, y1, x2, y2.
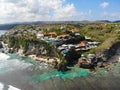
(1, 22, 120, 71)
(0, 20, 120, 30)
(78, 23, 120, 53)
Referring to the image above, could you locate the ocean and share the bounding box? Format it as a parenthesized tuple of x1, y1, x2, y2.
(0, 30, 120, 90)
(0, 53, 90, 90)
(0, 30, 7, 36)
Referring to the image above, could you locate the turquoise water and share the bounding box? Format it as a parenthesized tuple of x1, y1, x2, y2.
(9, 54, 34, 63)
(32, 67, 89, 82)
(9, 54, 22, 60)
(1, 31, 120, 90)
(4, 53, 120, 82)
(1, 50, 120, 90)
(7, 53, 90, 82)
(1, 53, 120, 90)
(0, 30, 113, 83)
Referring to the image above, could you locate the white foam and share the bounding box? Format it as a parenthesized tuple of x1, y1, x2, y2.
(9, 59, 33, 70)
(0, 59, 33, 74)
(0, 82, 4, 90)
(0, 82, 21, 90)
(0, 53, 10, 60)
(0, 53, 33, 74)
(8, 85, 21, 90)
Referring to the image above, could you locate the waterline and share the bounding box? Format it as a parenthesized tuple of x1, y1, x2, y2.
(0, 30, 7, 36)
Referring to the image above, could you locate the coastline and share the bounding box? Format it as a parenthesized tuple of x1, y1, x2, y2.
(28, 55, 60, 66)
(1, 23, 120, 72)
(1, 52, 120, 90)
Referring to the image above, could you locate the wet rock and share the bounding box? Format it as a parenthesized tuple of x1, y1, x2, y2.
(97, 62, 103, 67)
(0, 42, 3, 48)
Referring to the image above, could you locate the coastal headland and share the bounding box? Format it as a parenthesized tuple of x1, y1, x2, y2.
(1, 22, 120, 72)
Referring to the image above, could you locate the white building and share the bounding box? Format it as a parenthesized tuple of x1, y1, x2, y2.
(36, 33, 44, 39)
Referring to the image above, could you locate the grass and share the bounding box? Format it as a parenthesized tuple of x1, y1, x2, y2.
(7, 23, 120, 55)
(77, 23, 120, 53)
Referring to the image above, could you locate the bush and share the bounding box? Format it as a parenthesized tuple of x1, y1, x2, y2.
(65, 47, 81, 66)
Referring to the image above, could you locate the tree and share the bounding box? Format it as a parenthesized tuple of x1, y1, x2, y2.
(65, 47, 81, 66)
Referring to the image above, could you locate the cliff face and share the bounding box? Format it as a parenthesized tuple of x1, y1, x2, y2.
(107, 42, 120, 59)
(98, 41, 120, 64)
(1, 34, 58, 58)
(1, 23, 120, 72)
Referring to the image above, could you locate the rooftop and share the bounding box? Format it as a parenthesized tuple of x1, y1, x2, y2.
(69, 29, 79, 33)
(48, 32, 57, 35)
(59, 34, 70, 38)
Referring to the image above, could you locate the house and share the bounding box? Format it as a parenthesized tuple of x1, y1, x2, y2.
(36, 34, 44, 38)
(58, 46, 65, 51)
(36, 33, 44, 39)
(87, 41, 100, 49)
(59, 34, 70, 38)
(78, 57, 87, 64)
(58, 34, 70, 41)
(58, 44, 74, 51)
(74, 33, 80, 36)
(85, 36, 92, 41)
(69, 29, 80, 36)
(78, 56, 95, 69)
(67, 44, 75, 49)
(69, 29, 79, 33)
(47, 32, 57, 38)
(48, 32, 57, 35)
(77, 41, 88, 47)
(92, 41, 100, 45)
(75, 41, 89, 51)
(87, 54, 96, 63)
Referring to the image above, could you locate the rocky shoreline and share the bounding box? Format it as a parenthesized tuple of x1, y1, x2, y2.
(1, 39, 120, 72)
(28, 54, 60, 67)
(1, 23, 120, 72)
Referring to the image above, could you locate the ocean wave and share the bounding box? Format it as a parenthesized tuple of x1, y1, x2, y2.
(0, 53, 33, 74)
(0, 82, 21, 90)
(0, 52, 10, 60)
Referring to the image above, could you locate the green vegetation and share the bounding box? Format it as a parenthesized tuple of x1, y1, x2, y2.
(1, 23, 120, 71)
(65, 47, 81, 65)
(65, 35, 85, 44)
(78, 23, 120, 53)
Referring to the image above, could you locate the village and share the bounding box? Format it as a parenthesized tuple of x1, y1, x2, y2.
(4, 23, 118, 70)
(35, 25, 101, 68)
(1, 22, 120, 71)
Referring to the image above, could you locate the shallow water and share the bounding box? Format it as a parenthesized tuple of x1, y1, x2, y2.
(0, 53, 90, 90)
(1, 31, 120, 90)
(0, 53, 120, 90)
(0, 53, 34, 89)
